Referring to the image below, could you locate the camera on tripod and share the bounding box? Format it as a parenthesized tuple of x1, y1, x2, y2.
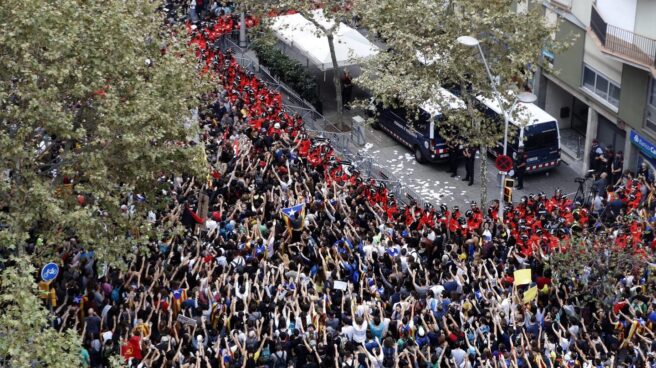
(574, 178, 586, 184)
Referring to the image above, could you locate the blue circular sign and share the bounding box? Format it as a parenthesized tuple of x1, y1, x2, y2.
(41, 262, 59, 282)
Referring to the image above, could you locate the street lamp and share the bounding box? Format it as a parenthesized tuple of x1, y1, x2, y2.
(456, 35, 537, 222)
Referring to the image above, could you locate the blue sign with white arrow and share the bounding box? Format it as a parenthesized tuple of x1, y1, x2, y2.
(41, 262, 59, 282)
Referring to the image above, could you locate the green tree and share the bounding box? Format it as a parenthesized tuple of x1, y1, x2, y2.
(0, 0, 210, 364)
(0, 256, 82, 367)
(548, 236, 646, 306)
(0, 0, 210, 261)
(354, 0, 570, 208)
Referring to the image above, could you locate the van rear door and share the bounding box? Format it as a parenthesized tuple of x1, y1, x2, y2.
(522, 121, 560, 171)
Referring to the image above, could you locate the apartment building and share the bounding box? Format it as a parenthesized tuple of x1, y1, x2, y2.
(532, 0, 656, 176)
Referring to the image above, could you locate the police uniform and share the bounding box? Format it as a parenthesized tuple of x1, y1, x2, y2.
(448, 139, 461, 177)
(515, 150, 527, 190)
(463, 145, 475, 186)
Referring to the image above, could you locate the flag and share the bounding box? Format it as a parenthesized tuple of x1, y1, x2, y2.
(121, 336, 142, 361)
(621, 320, 639, 348)
(134, 322, 150, 338)
(281, 203, 305, 231)
(172, 288, 187, 316)
(210, 302, 221, 329)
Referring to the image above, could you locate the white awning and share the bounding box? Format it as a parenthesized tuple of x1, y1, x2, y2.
(270, 10, 379, 71)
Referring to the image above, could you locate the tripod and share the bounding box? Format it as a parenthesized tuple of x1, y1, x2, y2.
(574, 180, 585, 203)
(574, 177, 597, 207)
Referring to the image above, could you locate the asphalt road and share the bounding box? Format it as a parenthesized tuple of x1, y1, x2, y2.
(357, 122, 581, 209)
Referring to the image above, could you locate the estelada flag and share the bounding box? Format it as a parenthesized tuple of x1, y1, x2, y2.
(281, 203, 305, 231)
(171, 288, 187, 316)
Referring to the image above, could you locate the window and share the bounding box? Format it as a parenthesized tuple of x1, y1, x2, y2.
(646, 78, 656, 132)
(581, 65, 621, 108)
(609, 84, 621, 107)
(583, 68, 595, 90)
(524, 122, 559, 150)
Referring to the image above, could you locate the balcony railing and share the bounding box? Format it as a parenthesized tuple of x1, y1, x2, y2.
(590, 5, 656, 74)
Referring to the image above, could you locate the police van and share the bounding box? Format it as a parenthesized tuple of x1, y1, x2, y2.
(476, 95, 561, 173)
(368, 87, 465, 163)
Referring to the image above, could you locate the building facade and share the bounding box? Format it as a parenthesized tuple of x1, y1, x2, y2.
(532, 0, 656, 177)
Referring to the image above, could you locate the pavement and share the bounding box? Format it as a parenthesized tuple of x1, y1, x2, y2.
(355, 120, 581, 209)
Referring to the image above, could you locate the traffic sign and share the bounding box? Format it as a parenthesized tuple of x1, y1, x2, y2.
(495, 155, 513, 172)
(41, 262, 59, 282)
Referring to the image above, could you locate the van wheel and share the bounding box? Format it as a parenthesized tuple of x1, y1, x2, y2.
(414, 146, 426, 164)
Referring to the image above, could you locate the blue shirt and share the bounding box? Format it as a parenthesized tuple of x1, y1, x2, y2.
(370, 322, 385, 341)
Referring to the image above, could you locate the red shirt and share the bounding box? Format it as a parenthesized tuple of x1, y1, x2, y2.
(536, 276, 552, 289)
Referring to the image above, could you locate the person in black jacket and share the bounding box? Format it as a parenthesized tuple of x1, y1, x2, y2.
(515, 148, 527, 190)
(462, 144, 476, 186)
(447, 137, 461, 178)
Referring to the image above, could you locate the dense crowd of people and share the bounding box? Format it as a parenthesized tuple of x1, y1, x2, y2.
(39, 5, 656, 368)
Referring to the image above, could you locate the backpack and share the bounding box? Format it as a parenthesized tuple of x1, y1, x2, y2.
(272, 351, 287, 368)
(260, 345, 271, 362)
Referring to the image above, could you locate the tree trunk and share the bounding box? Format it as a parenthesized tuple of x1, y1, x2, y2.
(326, 33, 345, 130)
(479, 145, 488, 211)
(239, 12, 247, 48)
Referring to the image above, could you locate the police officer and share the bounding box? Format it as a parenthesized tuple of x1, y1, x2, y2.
(448, 137, 461, 178)
(515, 148, 527, 190)
(462, 144, 476, 186)
(589, 139, 604, 175)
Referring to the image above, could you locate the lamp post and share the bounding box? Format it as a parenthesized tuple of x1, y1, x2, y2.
(456, 36, 537, 222)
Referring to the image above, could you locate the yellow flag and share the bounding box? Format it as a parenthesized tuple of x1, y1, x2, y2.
(514, 269, 532, 285)
(523, 286, 538, 303)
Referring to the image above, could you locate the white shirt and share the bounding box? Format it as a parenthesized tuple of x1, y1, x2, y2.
(400, 256, 409, 273)
(102, 331, 113, 343)
(430, 285, 445, 297)
(451, 348, 467, 368)
(101, 304, 112, 323)
(207, 218, 218, 230)
(352, 321, 368, 343)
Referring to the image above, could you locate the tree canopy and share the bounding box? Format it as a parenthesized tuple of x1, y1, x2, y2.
(0, 0, 210, 365)
(0, 0, 210, 264)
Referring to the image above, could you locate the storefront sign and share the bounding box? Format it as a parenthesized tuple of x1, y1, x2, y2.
(541, 48, 555, 63)
(630, 130, 656, 160)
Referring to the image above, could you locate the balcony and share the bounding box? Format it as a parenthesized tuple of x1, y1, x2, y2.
(589, 5, 656, 76)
